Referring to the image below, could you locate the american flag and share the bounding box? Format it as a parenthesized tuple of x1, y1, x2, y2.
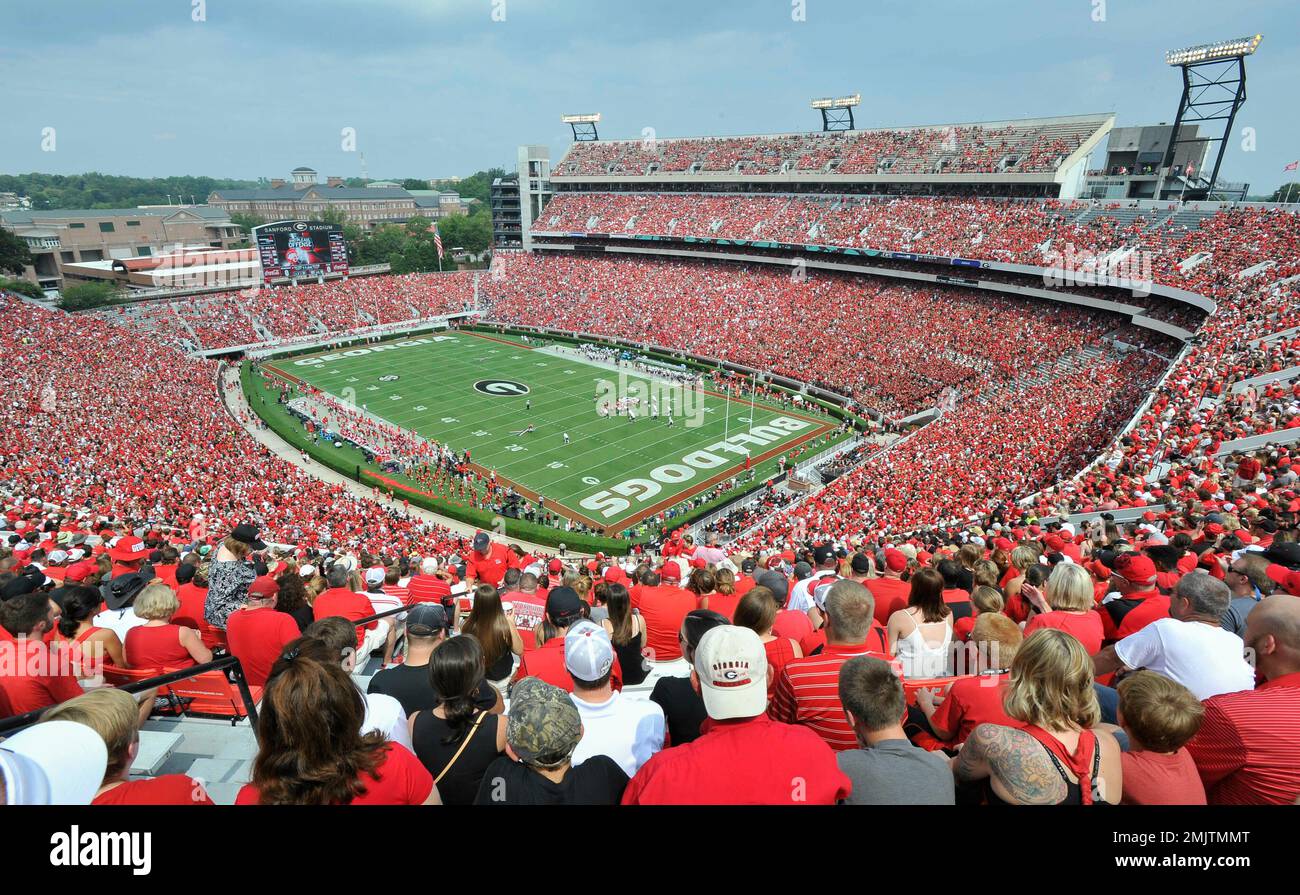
(429, 222, 444, 259)
(1285, 160, 1299, 172)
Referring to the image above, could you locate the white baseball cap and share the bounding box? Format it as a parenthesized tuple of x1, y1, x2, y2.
(0, 720, 109, 805)
(564, 620, 614, 683)
(364, 567, 386, 586)
(420, 557, 439, 574)
(693, 626, 768, 721)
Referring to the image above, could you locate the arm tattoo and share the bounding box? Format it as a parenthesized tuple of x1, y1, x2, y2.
(957, 724, 1067, 805)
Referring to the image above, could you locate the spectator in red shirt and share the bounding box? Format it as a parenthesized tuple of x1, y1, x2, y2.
(623, 625, 851, 804)
(868, 548, 909, 627)
(1114, 671, 1207, 805)
(734, 585, 804, 698)
(0, 716, 108, 805)
(631, 566, 697, 664)
(0, 592, 87, 717)
(917, 613, 1022, 746)
(514, 587, 623, 693)
(1103, 552, 1168, 640)
(42, 688, 215, 805)
(226, 576, 301, 687)
(1022, 562, 1105, 654)
(313, 564, 394, 666)
(405, 556, 455, 606)
(1186, 595, 1300, 804)
(237, 652, 439, 805)
(464, 532, 512, 587)
(124, 584, 213, 671)
(771, 580, 894, 751)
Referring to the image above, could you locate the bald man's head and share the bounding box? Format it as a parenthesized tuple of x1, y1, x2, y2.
(1244, 595, 1300, 679)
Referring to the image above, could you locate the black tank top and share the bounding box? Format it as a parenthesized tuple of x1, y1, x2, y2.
(984, 735, 1103, 806)
(610, 622, 649, 686)
(411, 710, 502, 806)
(482, 642, 514, 681)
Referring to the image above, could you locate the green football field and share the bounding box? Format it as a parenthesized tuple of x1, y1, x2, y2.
(264, 330, 834, 532)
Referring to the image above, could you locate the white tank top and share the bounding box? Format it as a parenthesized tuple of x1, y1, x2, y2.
(895, 612, 954, 679)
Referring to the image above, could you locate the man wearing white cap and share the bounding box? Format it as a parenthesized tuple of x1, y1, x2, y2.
(566, 621, 664, 776)
(622, 625, 850, 805)
(0, 720, 108, 805)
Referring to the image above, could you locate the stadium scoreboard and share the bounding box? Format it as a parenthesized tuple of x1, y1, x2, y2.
(253, 220, 349, 284)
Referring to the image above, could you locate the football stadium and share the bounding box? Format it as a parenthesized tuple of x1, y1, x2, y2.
(1, 0, 1298, 849)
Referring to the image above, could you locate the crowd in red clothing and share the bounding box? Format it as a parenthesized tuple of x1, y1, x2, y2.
(95, 272, 476, 352)
(480, 253, 1134, 419)
(3, 295, 469, 561)
(552, 118, 1101, 177)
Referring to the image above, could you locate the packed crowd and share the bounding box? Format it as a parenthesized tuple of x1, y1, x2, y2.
(481, 253, 1136, 418)
(551, 118, 1102, 177)
(5, 519, 1298, 807)
(96, 272, 477, 352)
(2, 295, 471, 561)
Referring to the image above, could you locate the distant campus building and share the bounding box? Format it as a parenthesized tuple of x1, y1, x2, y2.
(207, 166, 470, 231)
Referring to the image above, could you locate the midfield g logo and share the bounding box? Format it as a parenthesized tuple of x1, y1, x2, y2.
(473, 379, 530, 396)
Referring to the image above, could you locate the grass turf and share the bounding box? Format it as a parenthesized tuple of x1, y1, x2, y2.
(263, 330, 834, 533)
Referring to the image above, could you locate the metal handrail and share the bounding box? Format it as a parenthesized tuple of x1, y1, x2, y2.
(0, 654, 259, 737)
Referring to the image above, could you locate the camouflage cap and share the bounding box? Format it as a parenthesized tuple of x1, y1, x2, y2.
(506, 677, 581, 766)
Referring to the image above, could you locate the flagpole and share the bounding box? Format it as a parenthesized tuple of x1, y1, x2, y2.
(749, 372, 756, 434)
(724, 381, 731, 445)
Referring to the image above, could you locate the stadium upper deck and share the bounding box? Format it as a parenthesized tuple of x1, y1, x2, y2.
(551, 114, 1113, 196)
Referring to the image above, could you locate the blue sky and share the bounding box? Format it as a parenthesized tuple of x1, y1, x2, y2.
(1, 0, 1297, 190)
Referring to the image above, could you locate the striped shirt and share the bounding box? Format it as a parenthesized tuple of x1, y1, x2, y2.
(405, 574, 452, 606)
(770, 642, 900, 751)
(1185, 671, 1300, 805)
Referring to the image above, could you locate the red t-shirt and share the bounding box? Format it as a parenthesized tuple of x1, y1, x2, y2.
(703, 590, 741, 621)
(93, 774, 216, 805)
(633, 584, 696, 663)
(226, 606, 301, 687)
(772, 608, 813, 644)
(152, 564, 179, 590)
(513, 636, 623, 692)
(622, 714, 851, 805)
(930, 674, 1015, 745)
(314, 587, 379, 650)
(172, 582, 209, 630)
(465, 542, 512, 587)
(235, 742, 433, 805)
(125, 624, 195, 670)
(405, 574, 452, 605)
(1121, 748, 1207, 805)
(865, 578, 910, 627)
(0, 637, 83, 716)
(1024, 610, 1105, 655)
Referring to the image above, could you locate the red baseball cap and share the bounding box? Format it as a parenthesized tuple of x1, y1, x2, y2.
(1266, 563, 1300, 597)
(248, 576, 279, 599)
(64, 560, 98, 583)
(883, 548, 907, 573)
(1044, 534, 1065, 553)
(1114, 552, 1157, 586)
(548, 558, 564, 575)
(659, 563, 682, 582)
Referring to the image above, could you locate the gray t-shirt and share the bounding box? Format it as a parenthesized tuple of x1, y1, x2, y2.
(1220, 594, 1260, 638)
(837, 739, 955, 805)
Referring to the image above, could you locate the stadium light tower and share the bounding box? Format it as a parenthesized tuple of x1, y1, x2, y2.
(1157, 35, 1261, 199)
(561, 113, 602, 142)
(810, 94, 861, 132)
